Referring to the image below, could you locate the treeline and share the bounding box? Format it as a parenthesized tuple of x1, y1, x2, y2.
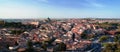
(0, 21, 37, 29)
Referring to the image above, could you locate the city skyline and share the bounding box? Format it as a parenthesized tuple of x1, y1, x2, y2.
(0, 0, 120, 19)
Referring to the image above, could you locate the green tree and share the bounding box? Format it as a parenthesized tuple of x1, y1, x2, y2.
(114, 34, 120, 43)
(53, 42, 66, 51)
(102, 43, 113, 52)
(99, 36, 109, 42)
(41, 41, 47, 51)
(81, 33, 87, 39)
(11, 30, 25, 35)
(26, 40, 34, 52)
(102, 43, 118, 52)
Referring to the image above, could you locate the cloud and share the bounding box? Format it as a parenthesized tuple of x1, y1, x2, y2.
(85, 0, 105, 8)
(36, 0, 49, 3)
(91, 2, 104, 7)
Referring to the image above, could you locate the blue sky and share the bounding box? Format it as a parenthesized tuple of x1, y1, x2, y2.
(0, 0, 120, 19)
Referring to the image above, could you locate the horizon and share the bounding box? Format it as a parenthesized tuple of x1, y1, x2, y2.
(1, 17, 120, 20)
(0, 0, 120, 19)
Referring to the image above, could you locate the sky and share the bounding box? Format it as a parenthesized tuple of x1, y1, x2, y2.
(0, 0, 120, 19)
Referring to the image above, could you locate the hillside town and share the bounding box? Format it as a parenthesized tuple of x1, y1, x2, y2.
(0, 18, 120, 52)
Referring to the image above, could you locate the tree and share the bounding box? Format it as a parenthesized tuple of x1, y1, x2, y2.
(41, 37, 56, 51)
(26, 40, 34, 52)
(88, 34, 95, 39)
(114, 34, 120, 43)
(102, 43, 118, 52)
(53, 42, 66, 51)
(0, 20, 4, 25)
(99, 36, 109, 42)
(41, 41, 47, 51)
(47, 37, 56, 44)
(81, 33, 87, 39)
(72, 33, 75, 41)
(102, 43, 112, 52)
(11, 30, 25, 35)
